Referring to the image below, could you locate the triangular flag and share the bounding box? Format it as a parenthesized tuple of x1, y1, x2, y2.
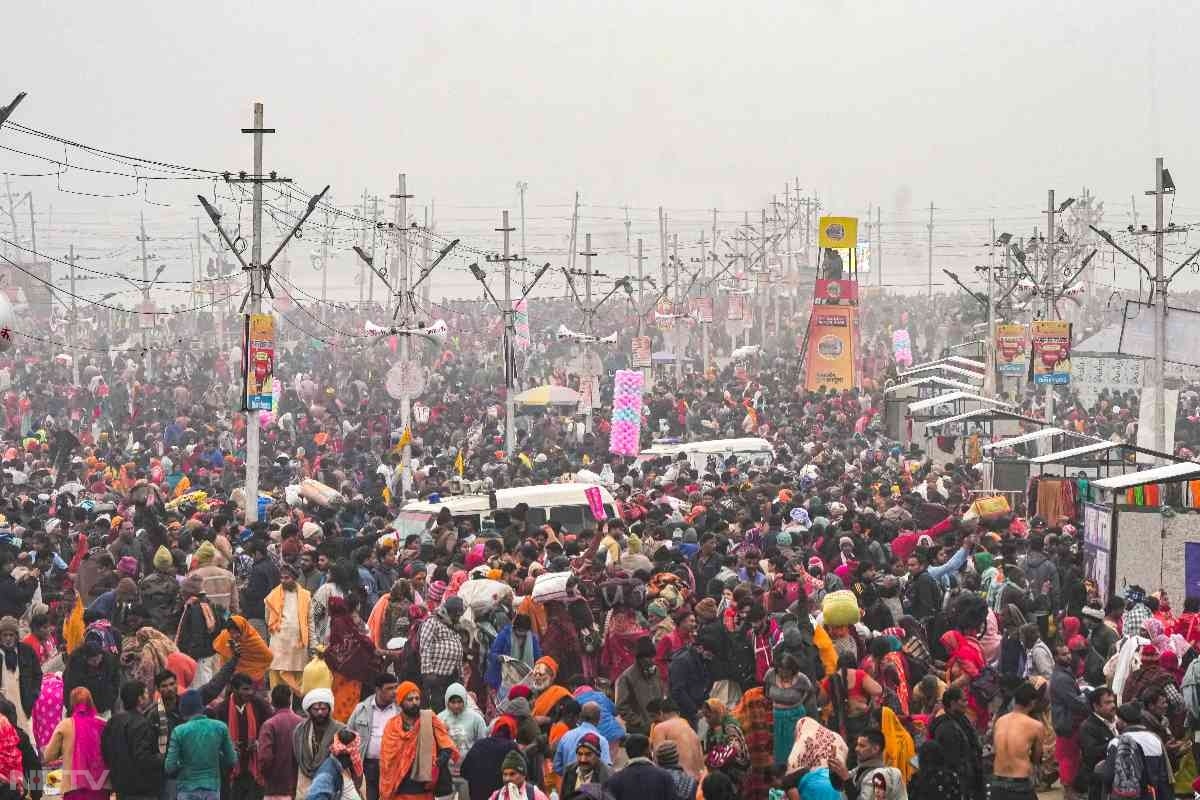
(454, 449, 465, 476)
(392, 426, 412, 454)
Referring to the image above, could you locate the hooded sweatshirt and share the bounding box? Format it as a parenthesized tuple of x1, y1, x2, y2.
(437, 682, 487, 762)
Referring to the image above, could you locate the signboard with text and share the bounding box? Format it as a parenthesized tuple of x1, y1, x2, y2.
(244, 313, 276, 411)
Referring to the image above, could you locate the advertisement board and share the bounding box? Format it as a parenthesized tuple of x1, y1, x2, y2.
(995, 323, 1028, 376)
(244, 313, 276, 411)
(817, 216, 859, 249)
(1031, 320, 1071, 385)
(814, 279, 859, 304)
(804, 305, 857, 391)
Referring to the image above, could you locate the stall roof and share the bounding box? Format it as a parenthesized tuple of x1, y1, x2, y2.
(1093, 460, 1200, 489)
(908, 391, 1015, 413)
(925, 408, 1043, 429)
(1027, 439, 1120, 464)
(946, 355, 987, 371)
(883, 376, 981, 395)
(897, 363, 986, 381)
(981, 427, 1066, 451)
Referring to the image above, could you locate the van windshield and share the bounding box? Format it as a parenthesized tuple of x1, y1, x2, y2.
(394, 510, 433, 541)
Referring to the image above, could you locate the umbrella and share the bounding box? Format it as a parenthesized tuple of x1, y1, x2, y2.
(513, 385, 581, 406)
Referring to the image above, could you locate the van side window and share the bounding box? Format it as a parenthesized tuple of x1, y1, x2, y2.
(525, 507, 547, 528)
(549, 505, 584, 530)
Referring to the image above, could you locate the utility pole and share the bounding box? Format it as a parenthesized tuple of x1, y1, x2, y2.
(500, 210, 516, 457)
(200, 103, 318, 523)
(624, 208, 632, 279)
(927, 202, 934, 297)
(635, 238, 646, 315)
(319, 208, 330, 316)
(391, 173, 413, 495)
(760, 208, 769, 346)
(876, 205, 882, 288)
(985, 218, 997, 396)
(658, 206, 669, 288)
(369, 195, 380, 305)
(671, 233, 683, 383)
(3, 176, 20, 260)
(1153, 157, 1167, 457)
(517, 182, 528, 260)
(421, 206, 431, 308)
(65, 245, 80, 387)
(26, 194, 44, 307)
(566, 192, 580, 299)
(1043, 190, 1057, 429)
(245, 104, 267, 522)
(137, 212, 154, 381)
(693, 230, 709, 372)
(743, 210, 752, 347)
(358, 190, 368, 304)
(580, 233, 598, 433)
(193, 217, 202, 326)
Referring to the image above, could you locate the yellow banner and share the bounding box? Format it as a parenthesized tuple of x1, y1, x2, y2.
(818, 216, 859, 249)
(804, 305, 857, 391)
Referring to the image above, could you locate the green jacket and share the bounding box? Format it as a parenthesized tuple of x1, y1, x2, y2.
(164, 716, 238, 791)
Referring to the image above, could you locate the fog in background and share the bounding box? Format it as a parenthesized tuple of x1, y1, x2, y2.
(4, 0, 1200, 304)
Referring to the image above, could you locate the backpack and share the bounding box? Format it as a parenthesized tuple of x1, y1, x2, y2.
(970, 665, 1001, 704)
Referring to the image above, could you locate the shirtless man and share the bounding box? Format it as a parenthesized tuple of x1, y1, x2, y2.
(989, 681, 1045, 800)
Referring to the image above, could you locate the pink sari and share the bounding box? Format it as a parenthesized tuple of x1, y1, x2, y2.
(941, 630, 989, 728)
(32, 673, 62, 750)
(67, 703, 107, 800)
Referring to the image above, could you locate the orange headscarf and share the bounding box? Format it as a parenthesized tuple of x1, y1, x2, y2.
(531, 684, 571, 720)
(213, 615, 274, 681)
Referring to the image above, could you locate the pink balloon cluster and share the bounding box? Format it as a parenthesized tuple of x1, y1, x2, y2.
(609, 369, 644, 456)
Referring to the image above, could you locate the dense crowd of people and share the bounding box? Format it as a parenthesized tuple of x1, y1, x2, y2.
(0, 282, 1194, 800)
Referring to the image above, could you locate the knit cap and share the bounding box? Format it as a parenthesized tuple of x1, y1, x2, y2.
(501, 749, 527, 774)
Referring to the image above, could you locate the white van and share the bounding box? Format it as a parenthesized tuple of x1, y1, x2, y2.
(634, 437, 775, 473)
(393, 482, 623, 541)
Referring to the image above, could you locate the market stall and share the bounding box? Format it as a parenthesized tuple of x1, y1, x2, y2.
(883, 376, 983, 440)
(1090, 461, 1200, 602)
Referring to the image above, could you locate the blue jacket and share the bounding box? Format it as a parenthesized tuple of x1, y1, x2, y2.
(306, 756, 347, 800)
(572, 691, 625, 744)
(485, 625, 541, 690)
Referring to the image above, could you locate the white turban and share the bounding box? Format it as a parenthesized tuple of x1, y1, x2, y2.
(302, 688, 335, 712)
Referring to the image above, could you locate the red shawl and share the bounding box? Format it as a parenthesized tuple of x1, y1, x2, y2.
(228, 698, 263, 785)
(325, 596, 378, 682)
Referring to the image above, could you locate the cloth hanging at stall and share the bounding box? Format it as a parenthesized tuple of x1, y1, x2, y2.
(1033, 477, 1078, 524)
(1124, 484, 1162, 507)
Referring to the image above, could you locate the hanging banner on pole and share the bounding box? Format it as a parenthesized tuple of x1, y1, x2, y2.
(690, 296, 714, 323)
(996, 323, 1028, 376)
(631, 336, 652, 368)
(726, 295, 745, 321)
(1031, 320, 1071, 385)
(512, 299, 530, 351)
(804, 306, 857, 391)
(244, 313, 276, 411)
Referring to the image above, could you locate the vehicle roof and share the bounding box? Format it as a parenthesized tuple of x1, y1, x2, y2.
(494, 482, 615, 505)
(400, 482, 616, 515)
(639, 437, 772, 457)
(398, 495, 491, 514)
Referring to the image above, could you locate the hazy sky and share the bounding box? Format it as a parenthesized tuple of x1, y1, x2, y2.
(5, 0, 1200, 303)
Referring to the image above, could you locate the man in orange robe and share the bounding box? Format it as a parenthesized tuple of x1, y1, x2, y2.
(379, 681, 460, 800)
